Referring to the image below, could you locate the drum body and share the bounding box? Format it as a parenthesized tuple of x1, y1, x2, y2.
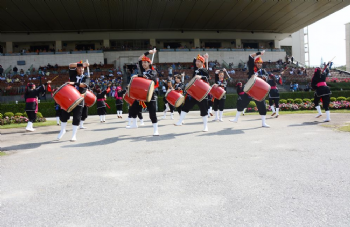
(128, 77, 154, 102)
(84, 90, 96, 107)
(53, 83, 84, 112)
(165, 90, 185, 107)
(123, 92, 135, 106)
(184, 77, 211, 102)
(210, 85, 226, 100)
(243, 76, 271, 101)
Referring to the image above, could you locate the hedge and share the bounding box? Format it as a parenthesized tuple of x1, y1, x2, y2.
(1, 91, 350, 117)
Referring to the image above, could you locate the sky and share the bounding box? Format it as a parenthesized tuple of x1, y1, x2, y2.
(308, 4, 350, 67)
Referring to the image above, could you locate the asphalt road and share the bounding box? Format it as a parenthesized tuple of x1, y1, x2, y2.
(1, 111, 350, 227)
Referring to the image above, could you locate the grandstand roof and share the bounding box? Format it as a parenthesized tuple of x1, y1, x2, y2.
(0, 0, 349, 33)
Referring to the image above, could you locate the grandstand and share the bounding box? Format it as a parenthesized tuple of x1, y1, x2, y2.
(1, 0, 350, 99)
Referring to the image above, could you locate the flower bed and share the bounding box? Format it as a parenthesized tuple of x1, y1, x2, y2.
(244, 100, 350, 112)
(0, 112, 46, 126)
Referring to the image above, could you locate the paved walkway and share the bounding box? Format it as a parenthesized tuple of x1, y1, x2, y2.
(1, 111, 350, 226)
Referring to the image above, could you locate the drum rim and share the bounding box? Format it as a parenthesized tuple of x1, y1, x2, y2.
(84, 90, 97, 107)
(174, 95, 185, 107)
(243, 76, 256, 93)
(126, 77, 134, 97)
(146, 80, 155, 102)
(211, 85, 226, 100)
(197, 87, 212, 102)
(66, 97, 84, 113)
(165, 89, 171, 98)
(52, 83, 68, 98)
(184, 77, 197, 92)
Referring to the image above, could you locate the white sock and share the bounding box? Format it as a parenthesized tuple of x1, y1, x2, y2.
(103, 115, 106, 122)
(71, 125, 78, 141)
(162, 111, 167, 118)
(230, 111, 241, 122)
(261, 115, 270, 127)
(316, 106, 322, 116)
(100, 115, 103, 122)
(57, 122, 67, 140)
(209, 106, 212, 114)
(153, 123, 159, 136)
(170, 113, 174, 120)
(127, 117, 131, 126)
(140, 119, 144, 125)
(175, 111, 187, 125)
(202, 115, 208, 132)
(271, 106, 276, 113)
(324, 110, 331, 122)
(219, 111, 223, 121)
(276, 108, 279, 116)
(213, 111, 218, 120)
(56, 117, 60, 125)
(79, 120, 86, 129)
(242, 108, 246, 114)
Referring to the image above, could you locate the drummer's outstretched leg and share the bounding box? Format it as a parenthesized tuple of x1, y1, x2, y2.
(71, 105, 83, 141)
(127, 102, 138, 129)
(175, 97, 195, 126)
(218, 99, 225, 122)
(80, 106, 88, 129)
(137, 103, 144, 126)
(269, 98, 276, 116)
(147, 101, 159, 136)
(314, 94, 322, 118)
(169, 104, 175, 120)
(57, 110, 70, 140)
(230, 94, 250, 123)
(275, 98, 280, 118)
(213, 99, 219, 121)
(199, 98, 209, 132)
(255, 100, 269, 128)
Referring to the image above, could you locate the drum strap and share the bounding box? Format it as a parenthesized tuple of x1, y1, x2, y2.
(139, 101, 147, 108)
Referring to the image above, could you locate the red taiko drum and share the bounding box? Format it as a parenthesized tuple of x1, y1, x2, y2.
(244, 76, 271, 101)
(84, 90, 96, 107)
(123, 92, 135, 106)
(184, 77, 211, 102)
(165, 90, 185, 107)
(210, 85, 226, 100)
(128, 77, 154, 102)
(53, 83, 84, 112)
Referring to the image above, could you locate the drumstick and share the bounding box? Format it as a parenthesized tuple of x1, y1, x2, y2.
(225, 70, 230, 80)
(50, 75, 59, 82)
(86, 59, 90, 77)
(151, 48, 156, 64)
(206, 52, 208, 70)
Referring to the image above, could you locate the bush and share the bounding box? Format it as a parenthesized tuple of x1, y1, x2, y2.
(336, 97, 346, 101)
(294, 98, 303, 104)
(4, 112, 14, 118)
(247, 101, 256, 108)
(15, 112, 23, 117)
(287, 99, 294, 104)
(36, 112, 43, 118)
(303, 98, 311, 102)
(330, 97, 336, 102)
(346, 97, 350, 102)
(23, 112, 28, 117)
(0, 113, 2, 119)
(280, 99, 287, 104)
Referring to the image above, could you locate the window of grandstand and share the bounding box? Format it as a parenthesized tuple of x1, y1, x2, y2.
(110, 40, 149, 50)
(242, 43, 258, 49)
(163, 42, 182, 49)
(204, 42, 221, 48)
(75, 44, 95, 50)
(30, 45, 50, 52)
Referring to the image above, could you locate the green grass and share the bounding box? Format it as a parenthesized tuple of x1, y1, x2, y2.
(338, 124, 350, 132)
(0, 152, 6, 156)
(224, 109, 350, 116)
(0, 121, 57, 129)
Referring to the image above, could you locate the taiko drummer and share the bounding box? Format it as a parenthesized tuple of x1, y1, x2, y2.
(229, 50, 270, 127)
(128, 49, 159, 136)
(57, 61, 90, 141)
(175, 53, 210, 132)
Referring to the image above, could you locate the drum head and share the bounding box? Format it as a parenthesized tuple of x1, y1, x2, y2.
(184, 77, 197, 92)
(146, 81, 155, 102)
(243, 76, 256, 93)
(175, 95, 185, 107)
